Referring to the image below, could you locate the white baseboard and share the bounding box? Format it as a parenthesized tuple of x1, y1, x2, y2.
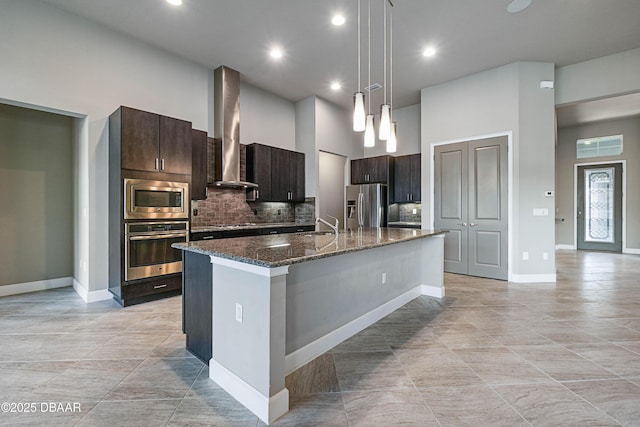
(555, 244, 575, 250)
(0, 277, 72, 297)
(73, 279, 112, 303)
(623, 248, 640, 255)
(422, 284, 445, 298)
(209, 359, 289, 425)
(510, 273, 557, 283)
(284, 284, 444, 374)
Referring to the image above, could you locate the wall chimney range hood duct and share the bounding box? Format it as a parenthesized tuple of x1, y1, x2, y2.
(212, 66, 258, 188)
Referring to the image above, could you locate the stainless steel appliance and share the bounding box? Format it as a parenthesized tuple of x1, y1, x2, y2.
(124, 179, 189, 220)
(125, 221, 188, 281)
(346, 184, 387, 228)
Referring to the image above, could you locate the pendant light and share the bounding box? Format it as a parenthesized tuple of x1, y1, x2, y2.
(352, 0, 366, 132)
(385, 2, 397, 153)
(386, 122, 397, 153)
(364, 115, 375, 147)
(363, 0, 375, 147)
(378, 0, 391, 141)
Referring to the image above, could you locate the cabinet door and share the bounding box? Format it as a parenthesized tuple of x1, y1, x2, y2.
(160, 116, 192, 175)
(289, 151, 305, 201)
(350, 158, 368, 184)
(271, 147, 290, 201)
(393, 155, 412, 203)
(246, 143, 272, 201)
(191, 130, 207, 200)
(369, 155, 390, 183)
(410, 153, 421, 201)
(121, 107, 160, 172)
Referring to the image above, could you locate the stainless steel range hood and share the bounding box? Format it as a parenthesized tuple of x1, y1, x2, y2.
(212, 66, 258, 188)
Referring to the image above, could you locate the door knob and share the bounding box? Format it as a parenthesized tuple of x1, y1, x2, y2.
(470, 223, 477, 227)
(460, 222, 467, 226)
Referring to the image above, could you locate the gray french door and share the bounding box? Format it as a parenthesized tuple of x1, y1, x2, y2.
(577, 163, 622, 252)
(434, 136, 508, 280)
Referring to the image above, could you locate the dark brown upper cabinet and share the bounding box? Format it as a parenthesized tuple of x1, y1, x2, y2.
(190, 130, 208, 200)
(392, 153, 421, 203)
(246, 143, 305, 202)
(351, 155, 393, 184)
(114, 106, 191, 176)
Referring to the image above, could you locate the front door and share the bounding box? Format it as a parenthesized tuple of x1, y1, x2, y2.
(435, 136, 508, 280)
(577, 163, 622, 252)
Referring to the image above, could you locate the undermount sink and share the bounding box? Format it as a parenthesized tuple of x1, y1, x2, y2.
(303, 231, 338, 237)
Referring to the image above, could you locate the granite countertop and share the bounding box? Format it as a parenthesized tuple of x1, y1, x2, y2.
(174, 227, 445, 268)
(191, 222, 314, 233)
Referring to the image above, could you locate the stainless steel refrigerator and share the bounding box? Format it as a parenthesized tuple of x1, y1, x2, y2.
(346, 184, 387, 228)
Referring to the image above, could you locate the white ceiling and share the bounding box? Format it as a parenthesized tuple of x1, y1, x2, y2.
(41, 0, 640, 116)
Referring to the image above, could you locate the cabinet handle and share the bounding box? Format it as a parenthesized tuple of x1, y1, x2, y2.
(161, 159, 165, 170)
(269, 231, 278, 234)
(256, 189, 260, 199)
(154, 284, 167, 289)
(202, 236, 214, 240)
(155, 158, 159, 170)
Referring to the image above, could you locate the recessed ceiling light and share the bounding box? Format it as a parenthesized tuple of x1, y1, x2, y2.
(423, 47, 437, 58)
(330, 81, 342, 91)
(166, 0, 182, 6)
(507, 0, 532, 13)
(331, 14, 346, 26)
(270, 48, 283, 59)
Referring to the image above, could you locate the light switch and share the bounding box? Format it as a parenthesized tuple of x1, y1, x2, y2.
(533, 208, 549, 216)
(235, 303, 243, 323)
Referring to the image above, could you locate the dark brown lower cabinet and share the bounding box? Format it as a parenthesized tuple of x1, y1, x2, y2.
(116, 274, 182, 307)
(182, 251, 212, 363)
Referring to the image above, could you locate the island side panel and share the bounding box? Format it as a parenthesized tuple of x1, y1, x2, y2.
(182, 251, 213, 363)
(420, 234, 445, 297)
(285, 237, 439, 358)
(210, 262, 288, 398)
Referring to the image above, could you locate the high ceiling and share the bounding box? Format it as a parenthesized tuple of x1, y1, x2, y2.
(41, 0, 640, 114)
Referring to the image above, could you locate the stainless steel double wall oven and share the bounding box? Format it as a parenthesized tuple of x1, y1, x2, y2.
(123, 179, 189, 282)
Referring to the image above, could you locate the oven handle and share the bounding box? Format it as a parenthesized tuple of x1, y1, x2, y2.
(128, 233, 188, 241)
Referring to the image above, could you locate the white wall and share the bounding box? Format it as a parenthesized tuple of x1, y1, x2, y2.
(556, 48, 640, 106)
(240, 82, 295, 150)
(421, 62, 556, 282)
(0, 0, 297, 297)
(365, 103, 421, 157)
(295, 97, 317, 197)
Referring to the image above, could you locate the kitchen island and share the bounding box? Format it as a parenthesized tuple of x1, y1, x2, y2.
(174, 227, 445, 424)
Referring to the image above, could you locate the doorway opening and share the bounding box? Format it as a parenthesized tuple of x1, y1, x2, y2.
(318, 151, 347, 229)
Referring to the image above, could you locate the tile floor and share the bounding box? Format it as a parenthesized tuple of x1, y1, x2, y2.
(1, 250, 640, 426)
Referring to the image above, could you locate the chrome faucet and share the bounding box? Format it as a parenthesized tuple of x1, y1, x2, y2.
(315, 215, 339, 235)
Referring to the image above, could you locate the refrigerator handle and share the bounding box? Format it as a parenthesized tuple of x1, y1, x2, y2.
(358, 192, 364, 226)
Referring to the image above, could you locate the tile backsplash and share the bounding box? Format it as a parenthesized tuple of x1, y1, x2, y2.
(191, 191, 315, 226)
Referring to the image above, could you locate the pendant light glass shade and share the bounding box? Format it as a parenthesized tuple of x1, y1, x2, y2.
(353, 92, 366, 132)
(364, 114, 375, 147)
(386, 121, 397, 153)
(378, 104, 391, 140)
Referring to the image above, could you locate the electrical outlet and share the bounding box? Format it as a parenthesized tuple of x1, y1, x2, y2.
(382, 272, 387, 284)
(543, 252, 549, 260)
(412, 208, 417, 215)
(235, 303, 243, 323)
(522, 252, 529, 261)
